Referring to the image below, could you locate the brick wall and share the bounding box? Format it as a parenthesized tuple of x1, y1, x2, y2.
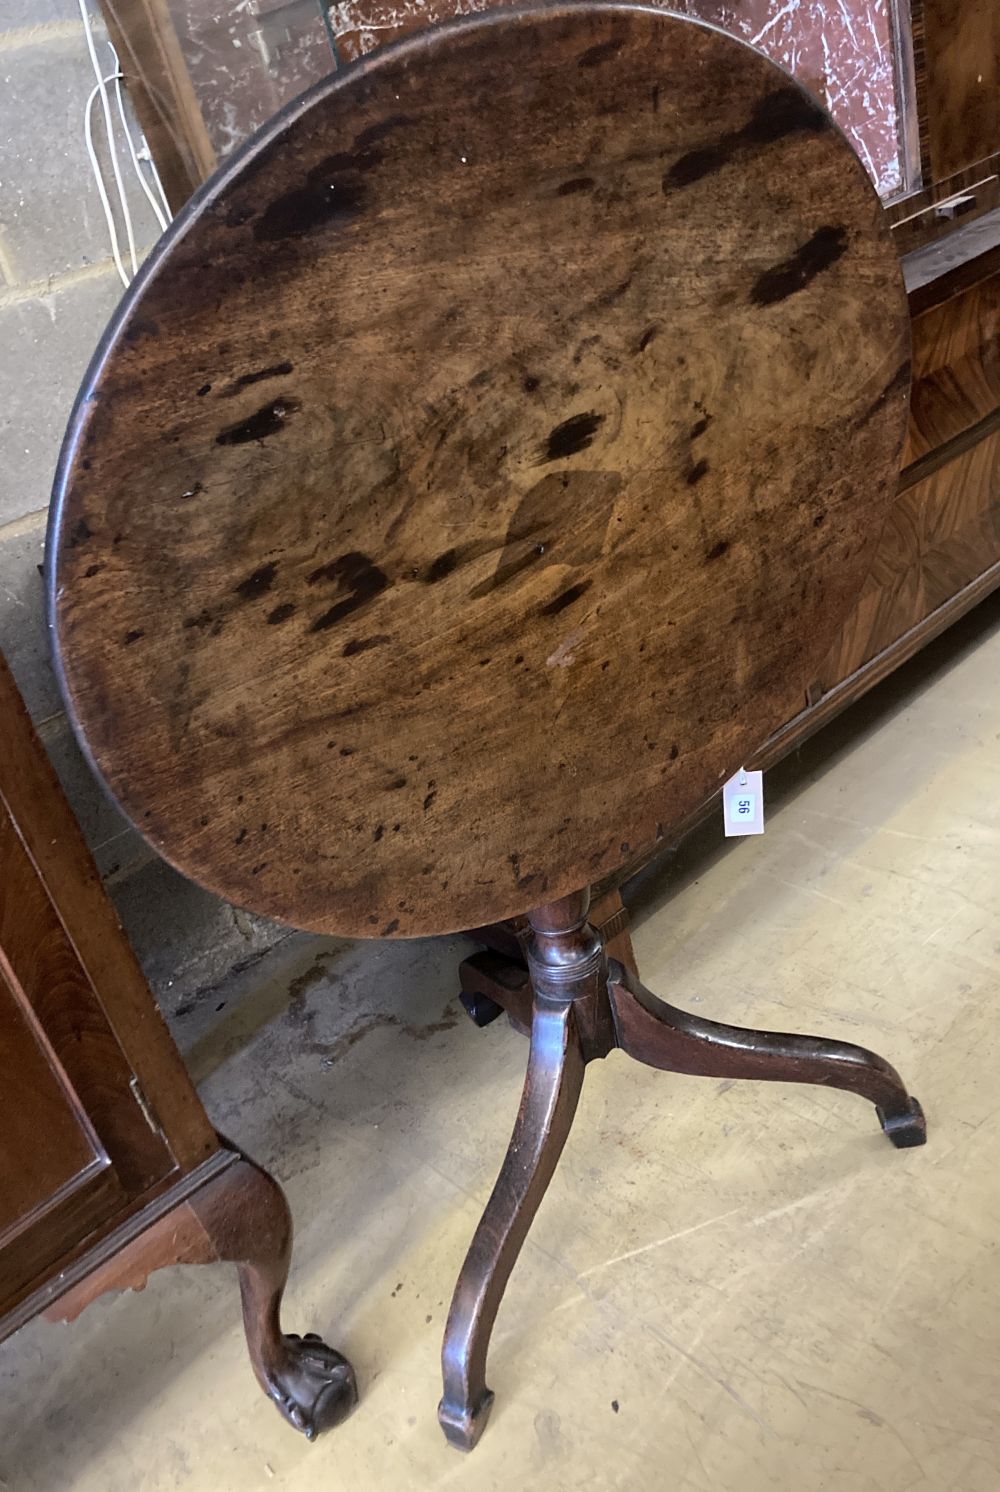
(0, 4, 285, 1011)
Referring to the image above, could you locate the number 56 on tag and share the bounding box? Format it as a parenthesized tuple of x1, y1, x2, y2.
(722, 768, 764, 837)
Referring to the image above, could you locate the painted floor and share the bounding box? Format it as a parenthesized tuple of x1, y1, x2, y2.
(4, 600, 1000, 1491)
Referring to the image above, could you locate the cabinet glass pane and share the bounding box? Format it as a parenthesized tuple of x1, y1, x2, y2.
(674, 0, 919, 199)
(152, 0, 920, 202)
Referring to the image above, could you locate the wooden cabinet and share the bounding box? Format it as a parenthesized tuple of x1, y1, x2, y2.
(758, 218, 1000, 764)
(0, 650, 356, 1439)
(894, 0, 1000, 246)
(0, 652, 209, 1324)
(0, 960, 156, 1306)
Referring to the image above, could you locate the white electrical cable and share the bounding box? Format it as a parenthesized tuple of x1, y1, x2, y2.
(78, 0, 138, 278)
(84, 75, 130, 287)
(146, 148, 172, 224)
(109, 44, 169, 234)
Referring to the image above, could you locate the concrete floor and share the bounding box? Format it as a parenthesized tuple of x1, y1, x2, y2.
(4, 600, 1000, 1490)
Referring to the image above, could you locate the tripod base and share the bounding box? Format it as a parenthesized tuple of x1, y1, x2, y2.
(440, 889, 926, 1450)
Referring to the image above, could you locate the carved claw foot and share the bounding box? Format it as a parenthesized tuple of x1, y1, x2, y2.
(41, 1147, 360, 1438)
(269, 1332, 359, 1439)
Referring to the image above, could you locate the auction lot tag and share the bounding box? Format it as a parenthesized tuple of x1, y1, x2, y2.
(723, 768, 764, 837)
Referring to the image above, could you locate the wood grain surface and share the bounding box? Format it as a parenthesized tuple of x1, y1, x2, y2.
(48, 4, 910, 939)
(905, 271, 1000, 464)
(817, 426, 1000, 692)
(923, 0, 1000, 185)
(326, 0, 905, 200)
(0, 651, 215, 1173)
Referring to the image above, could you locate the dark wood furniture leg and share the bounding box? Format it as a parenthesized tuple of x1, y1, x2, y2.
(442, 888, 925, 1449)
(440, 891, 612, 1450)
(439, 996, 585, 1450)
(47, 1141, 358, 1438)
(607, 962, 925, 1146)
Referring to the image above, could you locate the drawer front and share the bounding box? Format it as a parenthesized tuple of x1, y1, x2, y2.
(818, 427, 1000, 690)
(906, 273, 1000, 464)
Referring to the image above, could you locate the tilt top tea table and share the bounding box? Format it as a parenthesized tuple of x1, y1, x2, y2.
(47, 2, 925, 1452)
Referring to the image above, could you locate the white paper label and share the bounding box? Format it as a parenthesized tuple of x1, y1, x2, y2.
(723, 769, 764, 837)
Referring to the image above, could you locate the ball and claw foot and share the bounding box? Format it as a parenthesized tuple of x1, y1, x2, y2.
(438, 1387, 495, 1452)
(269, 1333, 359, 1440)
(878, 1096, 926, 1149)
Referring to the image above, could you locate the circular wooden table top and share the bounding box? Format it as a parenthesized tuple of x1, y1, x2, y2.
(48, 3, 910, 939)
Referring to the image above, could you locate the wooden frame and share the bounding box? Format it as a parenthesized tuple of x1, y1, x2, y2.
(885, 0, 1000, 250)
(97, 0, 216, 212)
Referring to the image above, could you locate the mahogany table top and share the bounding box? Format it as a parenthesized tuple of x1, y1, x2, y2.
(48, 4, 910, 937)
